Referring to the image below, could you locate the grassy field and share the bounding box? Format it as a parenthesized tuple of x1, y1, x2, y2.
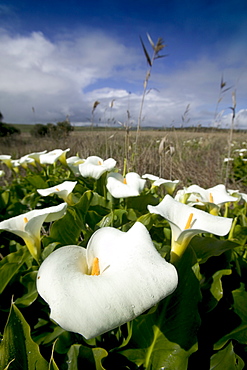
(1, 126, 247, 191)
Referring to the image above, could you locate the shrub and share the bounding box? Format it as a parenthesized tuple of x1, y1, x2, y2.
(0, 122, 21, 137)
(30, 123, 48, 137)
(31, 121, 74, 138)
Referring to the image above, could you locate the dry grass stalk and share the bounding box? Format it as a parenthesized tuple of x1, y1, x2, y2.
(225, 90, 236, 187)
(134, 34, 167, 164)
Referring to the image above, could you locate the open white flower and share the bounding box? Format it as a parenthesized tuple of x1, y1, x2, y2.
(106, 172, 146, 198)
(39, 149, 70, 165)
(66, 156, 85, 176)
(175, 184, 237, 206)
(142, 174, 179, 195)
(0, 155, 12, 169)
(10, 159, 20, 173)
(175, 184, 237, 215)
(148, 195, 233, 262)
(0, 203, 67, 261)
(37, 222, 178, 339)
(19, 155, 36, 168)
(37, 181, 77, 203)
(24, 150, 47, 164)
(78, 156, 116, 180)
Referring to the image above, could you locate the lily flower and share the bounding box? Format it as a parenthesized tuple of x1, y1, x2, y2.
(19, 155, 36, 168)
(175, 184, 237, 215)
(39, 149, 70, 165)
(66, 156, 85, 176)
(24, 150, 47, 164)
(37, 181, 77, 204)
(106, 172, 146, 198)
(223, 157, 234, 163)
(142, 174, 179, 195)
(0, 203, 67, 261)
(10, 159, 20, 173)
(78, 156, 116, 180)
(37, 222, 178, 339)
(148, 195, 233, 263)
(0, 155, 12, 169)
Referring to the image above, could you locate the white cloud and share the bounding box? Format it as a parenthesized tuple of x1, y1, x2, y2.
(0, 29, 140, 123)
(0, 27, 246, 128)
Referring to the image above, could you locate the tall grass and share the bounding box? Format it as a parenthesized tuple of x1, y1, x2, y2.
(1, 128, 246, 191)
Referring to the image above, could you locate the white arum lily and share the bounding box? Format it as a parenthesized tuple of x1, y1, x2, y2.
(142, 174, 179, 195)
(148, 195, 233, 263)
(0, 155, 12, 169)
(37, 181, 77, 204)
(78, 156, 116, 180)
(19, 155, 36, 168)
(0, 203, 67, 261)
(237, 192, 247, 203)
(10, 159, 20, 173)
(24, 150, 47, 164)
(37, 222, 178, 339)
(175, 184, 237, 215)
(66, 156, 85, 176)
(224, 157, 234, 163)
(39, 149, 70, 165)
(106, 172, 146, 198)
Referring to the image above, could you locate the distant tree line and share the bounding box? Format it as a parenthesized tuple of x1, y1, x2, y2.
(30, 121, 74, 138)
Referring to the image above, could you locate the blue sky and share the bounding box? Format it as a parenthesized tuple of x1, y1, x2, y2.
(0, 0, 247, 128)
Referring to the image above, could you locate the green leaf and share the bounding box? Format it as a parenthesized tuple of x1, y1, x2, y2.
(0, 303, 48, 370)
(210, 342, 245, 369)
(46, 190, 93, 246)
(215, 284, 247, 349)
(90, 191, 110, 210)
(122, 328, 197, 369)
(231, 224, 247, 246)
(66, 344, 108, 370)
(210, 269, 232, 301)
(137, 213, 157, 230)
(0, 247, 31, 293)
(15, 271, 38, 307)
(0, 190, 10, 212)
(126, 193, 159, 213)
(41, 242, 60, 260)
(190, 236, 238, 263)
(120, 246, 200, 369)
(26, 174, 48, 189)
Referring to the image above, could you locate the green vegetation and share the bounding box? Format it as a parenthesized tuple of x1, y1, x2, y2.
(0, 147, 247, 369)
(31, 120, 74, 138)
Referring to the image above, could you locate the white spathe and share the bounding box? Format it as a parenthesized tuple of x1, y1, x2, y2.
(39, 149, 70, 165)
(0, 203, 67, 261)
(37, 222, 178, 339)
(106, 172, 146, 198)
(78, 156, 116, 180)
(142, 174, 179, 195)
(66, 156, 85, 176)
(148, 194, 233, 261)
(37, 181, 77, 202)
(175, 184, 237, 206)
(26, 150, 48, 163)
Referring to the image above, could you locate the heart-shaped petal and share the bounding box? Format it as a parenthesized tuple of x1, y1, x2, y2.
(37, 222, 178, 339)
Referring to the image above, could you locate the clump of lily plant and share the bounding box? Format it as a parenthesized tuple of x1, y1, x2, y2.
(37, 222, 178, 339)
